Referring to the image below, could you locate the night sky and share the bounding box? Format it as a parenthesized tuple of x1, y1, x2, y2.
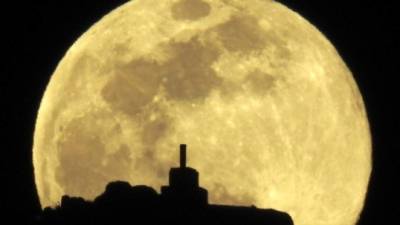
(2, 0, 399, 224)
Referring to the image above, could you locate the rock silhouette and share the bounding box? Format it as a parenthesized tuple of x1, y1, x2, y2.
(36, 145, 294, 225)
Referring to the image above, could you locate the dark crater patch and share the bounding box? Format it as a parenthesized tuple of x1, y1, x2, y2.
(55, 118, 132, 199)
(102, 36, 222, 115)
(101, 59, 163, 115)
(172, 0, 211, 21)
(104, 145, 133, 180)
(56, 119, 110, 199)
(211, 14, 291, 57)
(138, 112, 173, 179)
(212, 15, 267, 53)
(142, 117, 170, 145)
(219, 70, 280, 99)
(162, 38, 222, 100)
(244, 70, 279, 95)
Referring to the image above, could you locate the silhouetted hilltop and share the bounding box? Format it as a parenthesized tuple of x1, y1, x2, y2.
(36, 145, 294, 225)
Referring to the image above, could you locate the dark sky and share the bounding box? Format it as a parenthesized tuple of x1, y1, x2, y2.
(2, 0, 399, 224)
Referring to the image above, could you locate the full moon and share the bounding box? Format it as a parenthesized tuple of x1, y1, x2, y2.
(33, 1, 371, 225)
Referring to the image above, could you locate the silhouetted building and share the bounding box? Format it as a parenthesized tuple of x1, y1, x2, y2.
(160, 144, 294, 225)
(161, 144, 208, 207)
(36, 144, 294, 225)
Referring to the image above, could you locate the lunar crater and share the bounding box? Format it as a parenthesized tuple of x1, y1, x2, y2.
(102, 35, 223, 111)
(55, 114, 134, 199)
(210, 15, 268, 53)
(243, 70, 280, 95)
(171, 0, 211, 21)
(55, 121, 109, 199)
(162, 37, 222, 100)
(101, 59, 163, 115)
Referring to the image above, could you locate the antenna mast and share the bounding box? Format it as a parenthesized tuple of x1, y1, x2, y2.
(180, 144, 187, 168)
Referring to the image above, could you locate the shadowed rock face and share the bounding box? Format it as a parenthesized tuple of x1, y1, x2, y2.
(95, 181, 159, 205)
(172, 0, 211, 21)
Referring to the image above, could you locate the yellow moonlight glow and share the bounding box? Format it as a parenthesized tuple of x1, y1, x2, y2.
(33, 1, 371, 225)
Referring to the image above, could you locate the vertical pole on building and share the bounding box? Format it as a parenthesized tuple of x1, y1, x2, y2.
(180, 144, 186, 168)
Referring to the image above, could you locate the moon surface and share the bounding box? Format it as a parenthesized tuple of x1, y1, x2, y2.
(33, 1, 371, 225)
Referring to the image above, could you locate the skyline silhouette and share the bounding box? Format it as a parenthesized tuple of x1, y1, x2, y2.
(35, 144, 294, 225)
